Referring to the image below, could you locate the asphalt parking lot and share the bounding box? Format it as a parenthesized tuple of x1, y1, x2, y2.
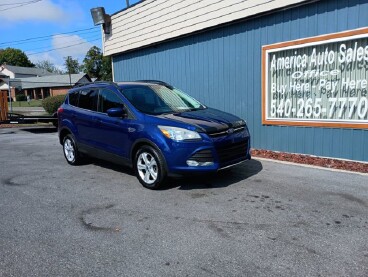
(0, 127, 367, 277)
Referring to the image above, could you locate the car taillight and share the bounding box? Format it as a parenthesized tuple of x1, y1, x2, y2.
(57, 107, 64, 114)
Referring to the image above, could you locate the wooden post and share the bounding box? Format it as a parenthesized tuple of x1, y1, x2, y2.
(0, 91, 9, 121)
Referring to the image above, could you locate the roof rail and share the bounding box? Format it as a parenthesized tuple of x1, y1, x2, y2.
(93, 81, 118, 86)
(72, 81, 119, 89)
(136, 80, 173, 89)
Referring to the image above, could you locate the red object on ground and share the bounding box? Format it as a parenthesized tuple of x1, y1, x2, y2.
(251, 149, 368, 174)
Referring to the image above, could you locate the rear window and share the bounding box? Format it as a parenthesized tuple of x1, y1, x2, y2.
(68, 90, 79, 106)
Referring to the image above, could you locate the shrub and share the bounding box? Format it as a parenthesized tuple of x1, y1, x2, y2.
(16, 94, 27, 101)
(42, 95, 66, 115)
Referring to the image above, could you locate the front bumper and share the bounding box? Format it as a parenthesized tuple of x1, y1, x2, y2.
(162, 129, 251, 174)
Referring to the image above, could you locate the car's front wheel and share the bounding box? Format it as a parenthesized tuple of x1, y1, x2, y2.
(63, 134, 81, 165)
(135, 145, 167, 189)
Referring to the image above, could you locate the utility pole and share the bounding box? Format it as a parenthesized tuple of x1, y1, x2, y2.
(67, 56, 72, 87)
(8, 77, 12, 112)
(68, 70, 72, 87)
(126, 0, 130, 7)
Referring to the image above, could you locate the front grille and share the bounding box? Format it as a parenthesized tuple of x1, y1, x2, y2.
(190, 149, 214, 162)
(208, 126, 245, 138)
(216, 140, 248, 164)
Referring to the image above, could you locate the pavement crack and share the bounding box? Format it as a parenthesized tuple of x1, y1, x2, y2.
(79, 204, 121, 233)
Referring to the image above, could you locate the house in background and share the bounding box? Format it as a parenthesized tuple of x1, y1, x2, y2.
(0, 64, 55, 79)
(0, 64, 91, 100)
(0, 64, 55, 100)
(12, 74, 91, 100)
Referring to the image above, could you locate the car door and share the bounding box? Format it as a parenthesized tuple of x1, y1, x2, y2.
(92, 88, 133, 158)
(73, 88, 99, 148)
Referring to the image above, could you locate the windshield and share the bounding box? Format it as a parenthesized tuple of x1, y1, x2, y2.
(120, 84, 205, 115)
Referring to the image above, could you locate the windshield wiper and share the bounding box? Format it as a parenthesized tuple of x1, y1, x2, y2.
(188, 107, 206, 111)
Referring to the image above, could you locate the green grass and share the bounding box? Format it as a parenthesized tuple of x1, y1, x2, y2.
(8, 100, 43, 107)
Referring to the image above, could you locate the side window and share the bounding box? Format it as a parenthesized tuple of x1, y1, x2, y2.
(78, 88, 98, 111)
(68, 90, 79, 106)
(98, 89, 124, 113)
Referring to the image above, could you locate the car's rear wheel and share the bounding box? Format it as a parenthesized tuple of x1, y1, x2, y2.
(63, 134, 81, 165)
(135, 145, 167, 189)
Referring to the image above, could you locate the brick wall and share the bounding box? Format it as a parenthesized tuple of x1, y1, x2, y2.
(51, 87, 69, 97)
(1, 87, 70, 101)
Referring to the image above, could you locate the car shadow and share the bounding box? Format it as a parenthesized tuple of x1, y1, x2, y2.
(87, 158, 135, 177)
(167, 159, 263, 190)
(79, 157, 263, 190)
(20, 127, 57, 134)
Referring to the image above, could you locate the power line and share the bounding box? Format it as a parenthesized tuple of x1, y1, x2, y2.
(0, 0, 39, 6)
(0, 0, 42, 12)
(0, 27, 99, 45)
(22, 34, 101, 52)
(0, 29, 100, 47)
(27, 38, 101, 56)
(22, 33, 101, 52)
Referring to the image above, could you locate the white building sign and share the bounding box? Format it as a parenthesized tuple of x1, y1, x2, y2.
(262, 28, 368, 128)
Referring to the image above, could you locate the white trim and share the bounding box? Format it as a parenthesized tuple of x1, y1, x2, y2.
(103, 0, 312, 56)
(263, 27, 368, 53)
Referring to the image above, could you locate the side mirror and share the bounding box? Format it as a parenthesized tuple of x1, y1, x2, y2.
(106, 107, 127, 118)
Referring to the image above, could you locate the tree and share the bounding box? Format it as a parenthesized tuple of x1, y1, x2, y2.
(83, 46, 102, 79)
(64, 56, 81, 74)
(101, 56, 112, 81)
(82, 46, 112, 81)
(0, 47, 34, 67)
(35, 60, 63, 74)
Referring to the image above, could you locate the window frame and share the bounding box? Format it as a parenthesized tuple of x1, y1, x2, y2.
(75, 87, 99, 112)
(97, 87, 134, 119)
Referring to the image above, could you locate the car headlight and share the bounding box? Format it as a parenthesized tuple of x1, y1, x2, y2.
(158, 126, 201, 141)
(233, 119, 246, 127)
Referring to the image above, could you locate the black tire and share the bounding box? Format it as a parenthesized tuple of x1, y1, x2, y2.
(134, 145, 167, 189)
(62, 134, 81, 165)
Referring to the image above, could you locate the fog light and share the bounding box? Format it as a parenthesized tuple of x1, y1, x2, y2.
(187, 160, 199, 166)
(186, 160, 214, 167)
(200, 162, 214, 166)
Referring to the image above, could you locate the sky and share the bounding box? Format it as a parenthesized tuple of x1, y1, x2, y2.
(0, 0, 140, 70)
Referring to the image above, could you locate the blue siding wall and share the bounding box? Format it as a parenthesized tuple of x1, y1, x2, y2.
(113, 0, 368, 162)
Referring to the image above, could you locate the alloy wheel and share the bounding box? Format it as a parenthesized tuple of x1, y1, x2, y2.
(64, 138, 75, 163)
(137, 152, 158, 185)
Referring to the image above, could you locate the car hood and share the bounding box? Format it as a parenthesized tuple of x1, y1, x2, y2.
(156, 108, 244, 133)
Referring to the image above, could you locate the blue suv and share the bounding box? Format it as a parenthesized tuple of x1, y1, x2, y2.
(58, 81, 251, 189)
